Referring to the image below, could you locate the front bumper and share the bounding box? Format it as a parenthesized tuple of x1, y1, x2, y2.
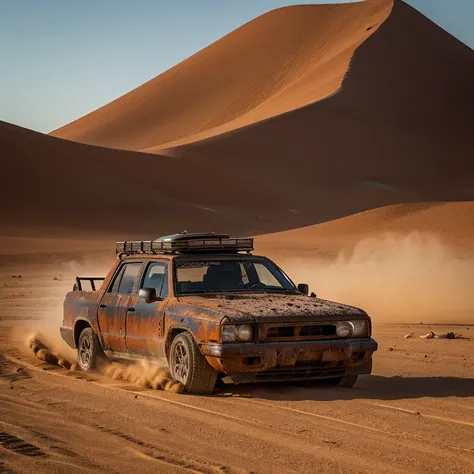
(200, 338, 377, 383)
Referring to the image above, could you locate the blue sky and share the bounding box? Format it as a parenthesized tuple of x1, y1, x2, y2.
(1, 0, 472, 133)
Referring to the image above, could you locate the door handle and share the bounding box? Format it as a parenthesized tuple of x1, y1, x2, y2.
(99, 304, 107, 309)
(127, 307, 135, 312)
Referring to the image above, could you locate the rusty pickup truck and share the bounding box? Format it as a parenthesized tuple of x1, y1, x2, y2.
(60, 233, 377, 393)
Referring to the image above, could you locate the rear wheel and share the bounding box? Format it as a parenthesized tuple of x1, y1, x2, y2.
(77, 328, 104, 371)
(169, 332, 217, 394)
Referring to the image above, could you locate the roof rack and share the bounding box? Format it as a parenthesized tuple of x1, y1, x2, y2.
(116, 232, 254, 255)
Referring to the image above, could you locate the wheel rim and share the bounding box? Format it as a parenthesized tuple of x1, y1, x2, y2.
(172, 341, 189, 384)
(79, 335, 92, 368)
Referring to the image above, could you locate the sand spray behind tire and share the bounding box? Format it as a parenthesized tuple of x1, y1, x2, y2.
(26, 333, 184, 393)
(102, 360, 184, 393)
(28, 333, 76, 370)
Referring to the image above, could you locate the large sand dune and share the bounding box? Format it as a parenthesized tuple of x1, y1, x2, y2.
(172, 0, 474, 222)
(42, 0, 474, 233)
(51, 1, 393, 151)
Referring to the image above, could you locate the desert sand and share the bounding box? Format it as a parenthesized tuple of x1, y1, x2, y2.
(1, 0, 473, 472)
(0, 239, 472, 473)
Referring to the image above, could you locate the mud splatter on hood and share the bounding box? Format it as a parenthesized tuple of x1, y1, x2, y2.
(178, 293, 368, 323)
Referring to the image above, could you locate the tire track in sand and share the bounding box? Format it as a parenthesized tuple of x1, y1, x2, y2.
(94, 425, 244, 474)
(4, 353, 370, 470)
(232, 396, 474, 455)
(0, 431, 46, 457)
(372, 403, 474, 428)
(6, 353, 474, 468)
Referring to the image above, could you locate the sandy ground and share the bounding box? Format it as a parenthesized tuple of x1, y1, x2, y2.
(0, 239, 472, 474)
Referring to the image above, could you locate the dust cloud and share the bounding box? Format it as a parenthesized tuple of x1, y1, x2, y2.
(282, 233, 474, 323)
(12, 254, 109, 361)
(19, 255, 183, 393)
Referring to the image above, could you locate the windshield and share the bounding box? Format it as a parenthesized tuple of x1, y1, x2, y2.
(175, 258, 295, 294)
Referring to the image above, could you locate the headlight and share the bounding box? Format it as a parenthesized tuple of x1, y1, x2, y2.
(221, 324, 254, 342)
(352, 319, 370, 337)
(335, 320, 370, 338)
(336, 321, 354, 338)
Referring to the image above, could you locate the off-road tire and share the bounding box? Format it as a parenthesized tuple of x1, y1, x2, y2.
(169, 332, 217, 394)
(77, 328, 105, 371)
(331, 374, 358, 388)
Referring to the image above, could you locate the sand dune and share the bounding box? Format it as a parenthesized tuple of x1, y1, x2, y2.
(48, 0, 474, 233)
(1, 120, 303, 237)
(3, 1, 474, 240)
(257, 202, 474, 253)
(51, 1, 393, 151)
(173, 0, 474, 222)
(3, 118, 473, 242)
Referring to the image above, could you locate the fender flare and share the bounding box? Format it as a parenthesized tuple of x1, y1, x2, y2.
(73, 318, 100, 349)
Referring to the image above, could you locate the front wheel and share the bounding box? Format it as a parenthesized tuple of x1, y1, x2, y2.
(77, 328, 104, 371)
(169, 332, 217, 394)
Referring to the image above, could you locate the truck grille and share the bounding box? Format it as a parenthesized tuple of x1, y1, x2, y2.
(260, 322, 338, 341)
(252, 362, 345, 382)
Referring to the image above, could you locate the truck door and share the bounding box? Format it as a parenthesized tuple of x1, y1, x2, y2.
(97, 261, 143, 354)
(125, 261, 169, 359)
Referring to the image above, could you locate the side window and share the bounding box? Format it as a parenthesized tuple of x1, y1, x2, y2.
(109, 266, 125, 294)
(109, 263, 142, 295)
(142, 263, 169, 298)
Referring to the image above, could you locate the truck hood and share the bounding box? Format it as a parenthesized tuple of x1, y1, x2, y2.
(178, 293, 368, 323)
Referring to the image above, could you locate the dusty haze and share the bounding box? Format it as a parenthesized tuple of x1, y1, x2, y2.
(278, 233, 474, 323)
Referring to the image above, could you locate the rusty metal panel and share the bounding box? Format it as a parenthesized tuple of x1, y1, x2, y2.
(63, 291, 102, 337)
(165, 299, 222, 344)
(96, 293, 130, 352)
(125, 295, 168, 358)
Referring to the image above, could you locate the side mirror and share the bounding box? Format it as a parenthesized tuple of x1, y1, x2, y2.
(297, 283, 309, 296)
(139, 287, 159, 303)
